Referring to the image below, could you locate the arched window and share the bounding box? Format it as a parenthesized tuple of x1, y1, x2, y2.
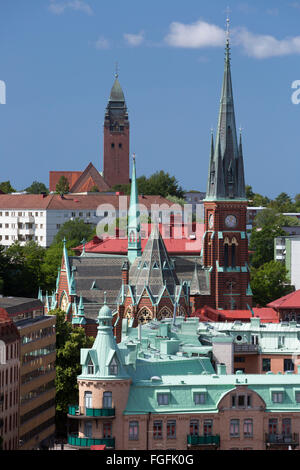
(232, 244, 236, 268)
(224, 243, 229, 268)
(103, 391, 112, 408)
(109, 357, 118, 375)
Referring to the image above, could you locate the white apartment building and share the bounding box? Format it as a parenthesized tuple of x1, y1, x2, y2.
(275, 235, 300, 291)
(0, 193, 176, 248)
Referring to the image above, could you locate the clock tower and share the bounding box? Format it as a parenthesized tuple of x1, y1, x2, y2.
(203, 35, 252, 311)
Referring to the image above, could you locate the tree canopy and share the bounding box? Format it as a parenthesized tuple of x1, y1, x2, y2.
(25, 181, 49, 194)
(112, 170, 184, 199)
(56, 176, 70, 195)
(250, 261, 293, 306)
(0, 180, 16, 193)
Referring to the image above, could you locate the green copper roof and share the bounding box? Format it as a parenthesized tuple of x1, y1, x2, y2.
(109, 76, 125, 102)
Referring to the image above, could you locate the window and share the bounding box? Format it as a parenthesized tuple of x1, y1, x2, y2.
(84, 391, 92, 409)
(103, 391, 112, 409)
(262, 358, 271, 372)
(243, 419, 253, 438)
(295, 391, 300, 403)
(282, 418, 291, 436)
(190, 420, 199, 436)
(203, 419, 213, 436)
(194, 392, 206, 405)
(103, 422, 112, 438)
(235, 357, 245, 363)
(272, 391, 283, 403)
(278, 335, 285, 348)
(129, 421, 139, 440)
(251, 335, 259, 345)
(269, 418, 278, 434)
(224, 243, 229, 268)
(238, 395, 245, 407)
(284, 359, 294, 372)
(109, 357, 118, 375)
(84, 422, 92, 438)
(157, 393, 169, 405)
(56, 224, 61, 229)
(167, 420, 176, 439)
(230, 419, 240, 437)
(153, 421, 163, 439)
(247, 395, 252, 408)
(119, 143, 122, 148)
(111, 143, 115, 148)
(87, 359, 94, 375)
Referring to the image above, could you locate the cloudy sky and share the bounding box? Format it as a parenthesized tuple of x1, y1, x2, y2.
(0, 0, 300, 198)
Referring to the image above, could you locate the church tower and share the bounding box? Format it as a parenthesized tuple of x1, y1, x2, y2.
(103, 72, 130, 188)
(203, 27, 252, 311)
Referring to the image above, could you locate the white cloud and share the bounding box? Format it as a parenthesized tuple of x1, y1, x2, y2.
(164, 17, 300, 59)
(165, 20, 225, 48)
(234, 27, 300, 58)
(95, 36, 110, 50)
(123, 31, 145, 46)
(48, 1, 93, 15)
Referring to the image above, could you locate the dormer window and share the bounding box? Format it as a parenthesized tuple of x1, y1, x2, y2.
(87, 359, 94, 375)
(109, 357, 118, 375)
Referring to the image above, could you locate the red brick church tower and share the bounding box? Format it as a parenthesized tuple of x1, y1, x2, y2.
(103, 72, 130, 188)
(202, 31, 252, 311)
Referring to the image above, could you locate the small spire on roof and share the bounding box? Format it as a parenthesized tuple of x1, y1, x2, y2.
(103, 291, 107, 304)
(115, 61, 119, 78)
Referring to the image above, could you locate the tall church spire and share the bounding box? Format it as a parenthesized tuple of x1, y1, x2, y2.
(205, 25, 246, 201)
(127, 154, 142, 264)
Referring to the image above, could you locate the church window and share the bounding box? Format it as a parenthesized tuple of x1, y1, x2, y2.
(232, 244, 236, 268)
(111, 143, 115, 148)
(119, 143, 122, 148)
(224, 243, 229, 268)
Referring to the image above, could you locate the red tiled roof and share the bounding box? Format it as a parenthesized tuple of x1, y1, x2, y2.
(49, 171, 83, 192)
(0, 194, 175, 211)
(192, 305, 278, 323)
(267, 289, 300, 310)
(73, 223, 205, 255)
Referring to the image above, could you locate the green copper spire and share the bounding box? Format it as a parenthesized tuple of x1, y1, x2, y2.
(128, 154, 142, 264)
(205, 30, 246, 201)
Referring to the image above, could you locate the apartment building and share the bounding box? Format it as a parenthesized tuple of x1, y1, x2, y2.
(0, 309, 20, 451)
(0, 297, 56, 450)
(66, 310, 300, 451)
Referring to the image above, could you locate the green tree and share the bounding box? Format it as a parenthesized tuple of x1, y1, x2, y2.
(112, 170, 184, 198)
(1, 241, 46, 297)
(25, 181, 49, 194)
(0, 180, 16, 193)
(53, 218, 95, 246)
(268, 192, 294, 213)
(56, 176, 70, 194)
(250, 261, 293, 306)
(49, 309, 94, 434)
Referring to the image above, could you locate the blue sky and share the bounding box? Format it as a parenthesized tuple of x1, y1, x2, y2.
(0, 0, 300, 199)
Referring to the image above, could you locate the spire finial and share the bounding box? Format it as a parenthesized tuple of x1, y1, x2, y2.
(115, 61, 119, 78)
(226, 6, 231, 44)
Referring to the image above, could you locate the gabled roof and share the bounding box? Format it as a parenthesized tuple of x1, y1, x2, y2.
(267, 289, 300, 310)
(70, 162, 110, 193)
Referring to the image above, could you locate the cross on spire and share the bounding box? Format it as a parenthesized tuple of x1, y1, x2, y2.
(115, 61, 119, 78)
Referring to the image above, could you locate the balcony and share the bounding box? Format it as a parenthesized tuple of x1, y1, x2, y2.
(68, 405, 115, 419)
(67, 433, 115, 449)
(187, 434, 220, 448)
(234, 344, 259, 354)
(265, 433, 299, 448)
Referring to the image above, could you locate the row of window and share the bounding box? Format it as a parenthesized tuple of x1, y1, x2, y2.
(0, 212, 44, 217)
(262, 358, 294, 372)
(20, 379, 55, 405)
(0, 366, 19, 388)
(22, 344, 56, 365)
(21, 326, 54, 345)
(0, 235, 44, 241)
(1, 387, 19, 410)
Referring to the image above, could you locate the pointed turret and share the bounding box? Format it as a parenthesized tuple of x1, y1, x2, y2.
(205, 35, 246, 201)
(129, 223, 180, 298)
(127, 154, 142, 264)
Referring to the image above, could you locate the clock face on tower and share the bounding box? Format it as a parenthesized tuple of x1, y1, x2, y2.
(225, 214, 237, 228)
(208, 213, 214, 229)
